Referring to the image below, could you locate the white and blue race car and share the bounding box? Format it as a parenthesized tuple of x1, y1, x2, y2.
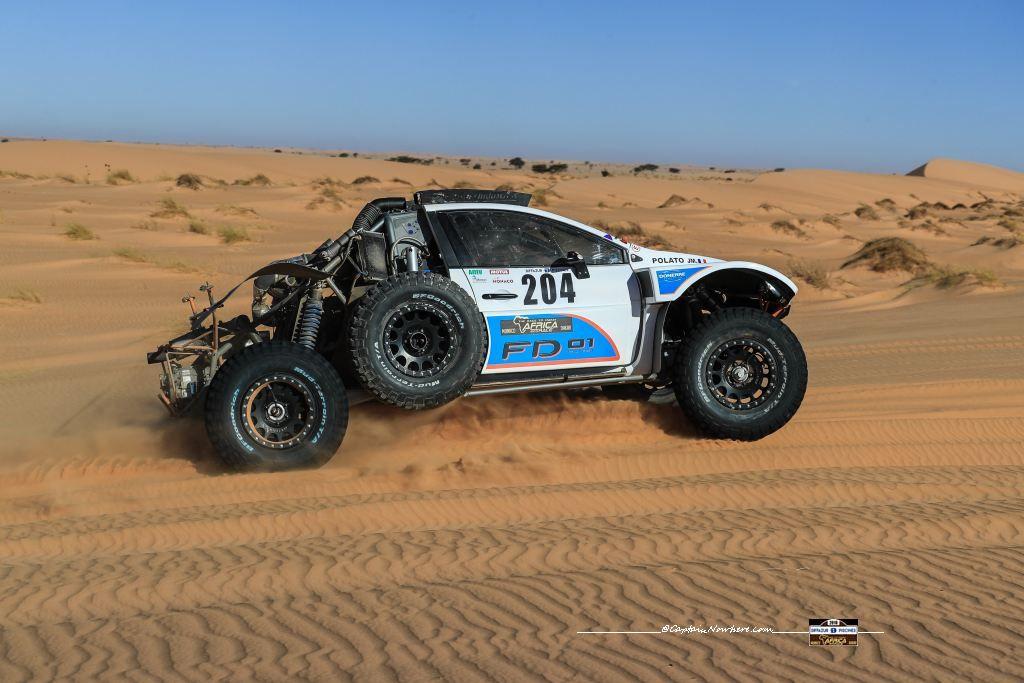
(150, 189, 807, 470)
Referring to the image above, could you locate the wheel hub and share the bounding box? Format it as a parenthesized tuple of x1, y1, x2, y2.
(705, 338, 778, 411)
(241, 374, 315, 449)
(383, 303, 458, 378)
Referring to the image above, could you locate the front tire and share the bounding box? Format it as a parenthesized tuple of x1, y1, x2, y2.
(673, 308, 806, 440)
(204, 341, 348, 470)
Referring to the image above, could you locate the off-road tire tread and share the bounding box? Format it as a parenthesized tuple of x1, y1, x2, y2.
(673, 307, 806, 440)
(205, 340, 348, 470)
(347, 272, 486, 410)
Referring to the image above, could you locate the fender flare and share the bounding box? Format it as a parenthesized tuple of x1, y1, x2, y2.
(649, 262, 798, 376)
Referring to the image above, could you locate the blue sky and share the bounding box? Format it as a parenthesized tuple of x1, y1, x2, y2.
(1, 1, 1021, 171)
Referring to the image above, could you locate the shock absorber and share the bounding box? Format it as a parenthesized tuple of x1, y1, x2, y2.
(294, 289, 324, 349)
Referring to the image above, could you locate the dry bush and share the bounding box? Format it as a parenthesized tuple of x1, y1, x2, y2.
(219, 226, 251, 244)
(972, 235, 1022, 249)
(854, 204, 879, 220)
(906, 203, 930, 219)
(151, 197, 190, 219)
(132, 220, 158, 231)
(390, 177, 412, 186)
(770, 220, 809, 239)
(787, 259, 831, 289)
(998, 218, 1021, 232)
(216, 205, 259, 218)
(389, 155, 433, 165)
(532, 187, 562, 207)
(176, 173, 204, 190)
(56, 173, 78, 183)
(875, 198, 898, 211)
(106, 169, 135, 185)
(63, 223, 96, 240)
(234, 173, 272, 186)
(821, 214, 842, 227)
(920, 265, 999, 289)
(187, 219, 210, 235)
(351, 175, 379, 184)
(0, 169, 33, 179)
(842, 237, 931, 274)
(5, 288, 43, 304)
(452, 180, 478, 189)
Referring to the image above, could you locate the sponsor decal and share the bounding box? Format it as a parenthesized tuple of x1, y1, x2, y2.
(655, 266, 707, 295)
(500, 315, 573, 336)
(491, 278, 514, 284)
(468, 269, 483, 275)
(808, 619, 858, 647)
(652, 255, 709, 265)
(489, 268, 510, 275)
(485, 314, 618, 367)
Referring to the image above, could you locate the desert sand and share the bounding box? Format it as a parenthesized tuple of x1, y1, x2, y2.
(1, 140, 1022, 680)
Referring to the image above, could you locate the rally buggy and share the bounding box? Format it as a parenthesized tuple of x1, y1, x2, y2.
(148, 189, 807, 470)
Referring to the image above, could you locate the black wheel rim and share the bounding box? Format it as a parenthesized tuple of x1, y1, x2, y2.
(241, 374, 315, 449)
(704, 338, 779, 411)
(382, 302, 458, 378)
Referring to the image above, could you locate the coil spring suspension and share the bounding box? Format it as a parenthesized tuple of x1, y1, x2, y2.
(294, 296, 324, 349)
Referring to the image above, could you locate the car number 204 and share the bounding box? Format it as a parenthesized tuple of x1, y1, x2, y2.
(523, 272, 576, 305)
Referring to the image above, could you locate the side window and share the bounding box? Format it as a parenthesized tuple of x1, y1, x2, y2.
(437, 210, 625, 267)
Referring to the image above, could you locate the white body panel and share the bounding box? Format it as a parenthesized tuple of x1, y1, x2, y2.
(425, 202, 796, 379)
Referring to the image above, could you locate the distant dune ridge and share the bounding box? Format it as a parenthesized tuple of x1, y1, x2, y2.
(0, 140, 1023, 680)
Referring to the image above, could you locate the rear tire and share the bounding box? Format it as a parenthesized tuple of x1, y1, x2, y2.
(673, 308, 806, 440)
(204, 341, 348, 470)
(347, 272, 486, 409)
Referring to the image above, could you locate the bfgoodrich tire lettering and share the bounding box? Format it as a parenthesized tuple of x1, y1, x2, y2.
(348, 272, 486, 409)
(673, 308, 807, 440)
(204, 341, 348, 470)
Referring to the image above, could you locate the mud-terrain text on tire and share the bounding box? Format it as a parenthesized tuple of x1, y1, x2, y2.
(347, 272, 486, 410)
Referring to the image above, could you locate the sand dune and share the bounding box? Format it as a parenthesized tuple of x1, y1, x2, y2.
(1, 141, 1023, 680)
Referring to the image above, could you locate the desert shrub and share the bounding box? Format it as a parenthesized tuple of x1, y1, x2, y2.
(473, 163, 482, 169)
(216, 205, 259, 218)
(922, 265, 999, 289)
(594, 220, 672, 249)
(531, 163, 568, 174)
(723, 169, 736, 173)
(273, 148, 282, 153)
(669, 167, 680, 174)
(0, 138, 8, 143)
(842, 237, 930, 274)
(773, 167, 785, 172)
(854, 204, 879, 220)
(822, 214, 842, 227)
(452, 180, 477, 189)
(389, 155, 433, 165)
(113, 246, 147, 262)
(788, 259, 831, 288)
(770, 220, 809, 239)
(106, 169, 135, 185)
(233, 173, 272, 187)
(338, 152, 349, 157)
(998, 218, 1020, 232)
(351, 175, 379, 184)
(875, 198, 898, 210)
(132, 220, 158, 230)
(508, 157, 525, 169)
(390, 177, 412, 186)
(459, 158, 471, 165)
(57, 173, 78, 183)
(176, 173, 203, 189)
(151, 197, 190, 218)
(906, 203, 929, 219)
(64, 223, 96, 240)
(187, 219, 210, 235)
(219, 226, 251, 244)
(6, 288, 42, 303)
(632, 164, 658, 173)
(600, 170, 611, 177)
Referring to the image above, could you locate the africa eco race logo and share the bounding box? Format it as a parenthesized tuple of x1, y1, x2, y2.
(500, 315, 573, 336)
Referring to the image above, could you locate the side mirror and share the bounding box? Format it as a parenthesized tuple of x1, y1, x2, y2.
(564, 251, 590, 279)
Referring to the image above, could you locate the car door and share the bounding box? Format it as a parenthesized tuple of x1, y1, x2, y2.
(432, 207, 642, 374)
